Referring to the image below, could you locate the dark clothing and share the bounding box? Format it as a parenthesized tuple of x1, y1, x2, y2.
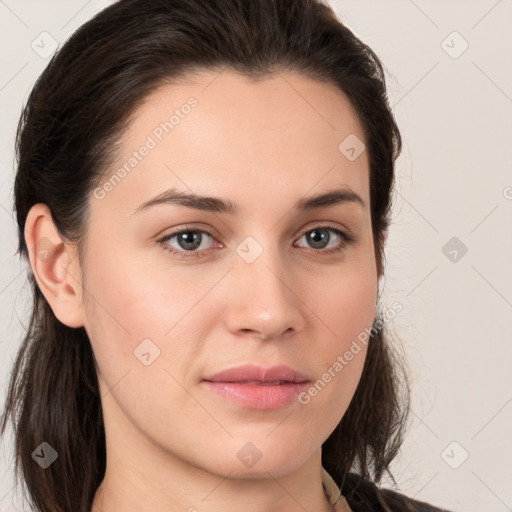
(341, 472, 452, 512)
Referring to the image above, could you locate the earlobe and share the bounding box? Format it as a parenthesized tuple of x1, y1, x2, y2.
(24, 203, 85, 328)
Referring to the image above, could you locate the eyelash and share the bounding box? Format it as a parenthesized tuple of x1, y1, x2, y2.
(157, 224, 355, 259)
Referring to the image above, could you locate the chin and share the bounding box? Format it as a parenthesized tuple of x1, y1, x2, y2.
(198, 438, 314, 479)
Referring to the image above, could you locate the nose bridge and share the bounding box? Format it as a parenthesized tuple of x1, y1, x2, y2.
(225, 234, 306, 339)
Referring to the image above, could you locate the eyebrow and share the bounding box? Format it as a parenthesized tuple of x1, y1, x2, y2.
(132, 186, 366, 216)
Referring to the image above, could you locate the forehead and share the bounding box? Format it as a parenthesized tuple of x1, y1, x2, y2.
(93, 69, 370, 218)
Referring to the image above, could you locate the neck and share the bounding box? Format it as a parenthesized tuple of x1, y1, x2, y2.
(91, 397, 334, 512)
(92, 456, 334, 512)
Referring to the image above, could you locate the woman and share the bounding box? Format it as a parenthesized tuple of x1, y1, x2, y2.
(0, 1, 452, 511)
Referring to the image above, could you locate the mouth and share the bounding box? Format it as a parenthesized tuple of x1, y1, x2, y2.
(201, 364, 310, 410)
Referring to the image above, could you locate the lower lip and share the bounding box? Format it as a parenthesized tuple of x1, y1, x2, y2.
(202, 381, 309, 410)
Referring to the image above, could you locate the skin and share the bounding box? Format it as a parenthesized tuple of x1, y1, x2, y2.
(25, 70, 379, 512)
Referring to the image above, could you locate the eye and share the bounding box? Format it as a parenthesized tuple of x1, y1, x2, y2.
(158, 226, 217, 258)
(294, 225, 355, 254)
(157, 224, 355, 259)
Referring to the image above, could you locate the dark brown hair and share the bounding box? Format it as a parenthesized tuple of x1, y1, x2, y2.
(1, 1, 414, 511)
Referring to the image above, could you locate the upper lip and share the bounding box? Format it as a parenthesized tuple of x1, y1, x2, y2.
(203, 364, 310, 384)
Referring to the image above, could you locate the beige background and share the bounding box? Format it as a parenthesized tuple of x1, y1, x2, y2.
(1, 1, 511, 511)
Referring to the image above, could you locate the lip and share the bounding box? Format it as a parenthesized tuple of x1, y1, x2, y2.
(203, 364, 310, 384)
(202, 364, 310, 410)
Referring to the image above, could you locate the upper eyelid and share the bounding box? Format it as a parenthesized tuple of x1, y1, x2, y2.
(161, 219, 353, 236)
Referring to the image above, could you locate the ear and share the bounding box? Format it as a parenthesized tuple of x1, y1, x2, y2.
(24, 203, 85, 328)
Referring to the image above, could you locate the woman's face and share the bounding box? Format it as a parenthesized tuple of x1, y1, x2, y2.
(78, 70, 378, 478)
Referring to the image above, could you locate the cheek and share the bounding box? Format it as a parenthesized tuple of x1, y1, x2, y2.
(299, 256, 377, 402)
(81, 249, 217, 384)
(80, 251, 164, 379)
(308, 257, 378, 348)
(81, 260, 201, 428)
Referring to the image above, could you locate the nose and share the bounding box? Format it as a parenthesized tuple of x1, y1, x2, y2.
(223, 244, 307, 341)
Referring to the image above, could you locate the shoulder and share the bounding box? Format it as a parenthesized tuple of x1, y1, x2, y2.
(341, 472, 453, 512)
